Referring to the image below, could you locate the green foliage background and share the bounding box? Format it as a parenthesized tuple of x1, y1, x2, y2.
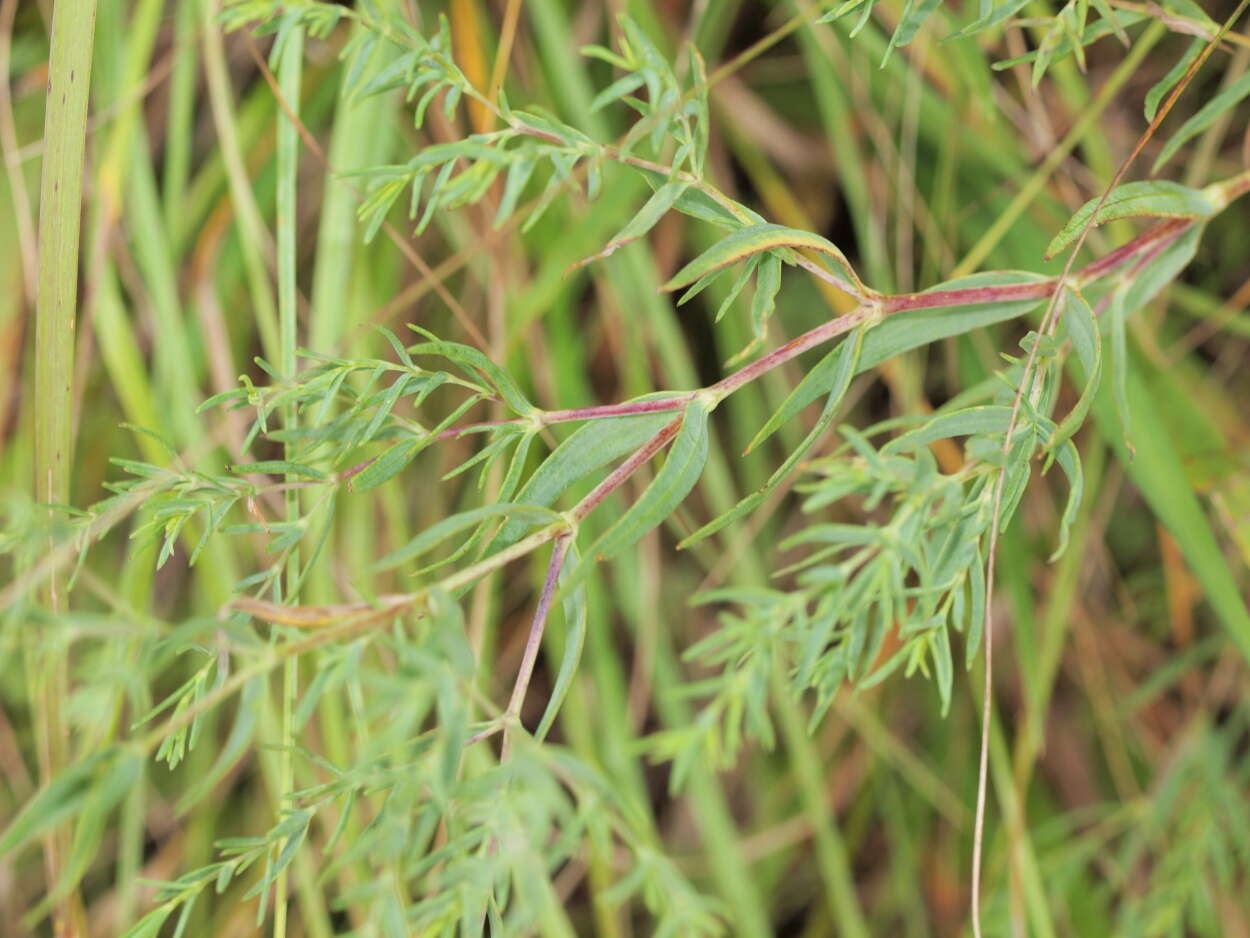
(3, 1, 1250, 936)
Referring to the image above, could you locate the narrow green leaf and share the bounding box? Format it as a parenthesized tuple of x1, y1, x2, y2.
(1047, 438, 1083, 561)
(575, 398, 713, 577)
(371, 503, 557, 573)
(1145, 37, 1202, 121)
(748, 253, 782, 342)
(931, 625, 953, 715)
(1045, 181, 1216, 258)
(231, 460, 327, 480)
(966, 541, 986, 669)
(495, 156, 536, 227)
(491, 406, 678, 552)
(747, 328, 864, 454)
(120, 903, 178, 938)
(1049, 288, 1101, 449)
(407, 333, 535, 416)
(574, 180, 686, 268)
(1154, 71, 1250, 172)
(954, 0, 1029, 37)
(589, 71, 646, 112)
(682, 329, 865, 548)
(661, 223, 864, 298)
(883, 0, 941, 64)
(349, 437, 423, 492)
(883, 406, 1013, 454)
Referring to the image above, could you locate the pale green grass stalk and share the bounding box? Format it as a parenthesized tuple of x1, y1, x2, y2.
(275, 22, 303, 938)
(30, 1, 97, 932)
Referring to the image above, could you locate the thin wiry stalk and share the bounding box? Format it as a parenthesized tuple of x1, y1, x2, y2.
(275, 21, 303, 938)
(969, 7, 1250, 934)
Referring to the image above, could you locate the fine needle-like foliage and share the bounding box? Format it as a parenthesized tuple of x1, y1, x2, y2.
(4, 1, 1250, 936)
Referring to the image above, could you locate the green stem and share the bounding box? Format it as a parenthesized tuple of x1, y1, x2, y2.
(275, 22, 303, 938)
(32, 0, 98, 930)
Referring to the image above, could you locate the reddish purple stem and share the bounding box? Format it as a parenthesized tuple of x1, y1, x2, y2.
(571, 416, 683, 521)
(501, 534, 572, 760)
(437, 395, 693, 439)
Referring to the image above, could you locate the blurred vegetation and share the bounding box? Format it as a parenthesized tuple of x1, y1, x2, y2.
(3, 1, 1250, 936)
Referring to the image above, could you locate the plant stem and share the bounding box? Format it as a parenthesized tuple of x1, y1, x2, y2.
(275, 21, 303, 938)
(500, 535, 571, 762)
(32, 0, 98, 931)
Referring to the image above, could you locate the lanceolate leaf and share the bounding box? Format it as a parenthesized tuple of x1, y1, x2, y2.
(661, 224, 864, 298)
(820, 0, 877, 37)
(682, 328, 866, 548)
(1047, 437, 1083, 561)
(748, 327, 865, 454)
(575, 397, 713, 577)
(1049, 288, 1101, 450)
(407, 332, 536, 416)
(1045, 181, 1217, 258)
(491, 406, 679, 552)
(1153, 71, 1250, 172)
(761, 272, 1047, 438)
(1144, 37, 1202, 122)
(883, 0, 941, 64)
(371, 503, 558, 573)
(882, 406, 1013, 453)
(747, 253, 783, 343)
(574, 180, 687, 268)
(954, 0, 1030, 37)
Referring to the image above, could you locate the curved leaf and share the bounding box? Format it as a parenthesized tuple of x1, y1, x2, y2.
(882, 406, 1014, 453)
(1045, 181, 1216, 258)
(661, 223, 864, 297)
(1049, 288, 1101, 450)
(574, 180, 687, 268)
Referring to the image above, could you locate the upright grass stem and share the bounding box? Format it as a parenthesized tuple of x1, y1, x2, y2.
(275, 23, 303, 938)
(32, 0, 98, 930)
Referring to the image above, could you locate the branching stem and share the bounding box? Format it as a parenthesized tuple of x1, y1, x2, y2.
(500, 536, 572, 762)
